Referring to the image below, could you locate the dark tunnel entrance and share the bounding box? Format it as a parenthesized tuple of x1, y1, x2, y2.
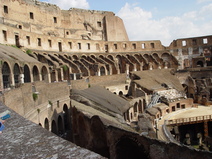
(115, 137, 149, 159)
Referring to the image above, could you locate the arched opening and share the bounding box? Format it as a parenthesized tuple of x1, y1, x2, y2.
(32, 65, 40, 82)
(100, 66, 106, 76)
(196, 61, 204, 67)
(51, 120, 57, 134)
(13, 63, 21, 87)
(63, 104, 69, 131)
(50, 70, 56, 82)
(119, 91, 123, 96)
(115, 137, 148, 159)
(41, 66, 48, 82)
(57, 68, 62, 81)
(58, 115, 64, 136)
(90, 116, 109, 158)
(62, 65, 69, 81)
(2, 62, 11, 88)
(44, 118, 49, 130)
(24, 65, 31, 83)
(138, 100, 143, 113)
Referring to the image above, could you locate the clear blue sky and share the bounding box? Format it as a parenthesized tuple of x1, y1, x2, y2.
(41, 0, 212, 46)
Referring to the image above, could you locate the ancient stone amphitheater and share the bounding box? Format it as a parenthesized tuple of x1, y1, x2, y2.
(0, 0, 212, 158)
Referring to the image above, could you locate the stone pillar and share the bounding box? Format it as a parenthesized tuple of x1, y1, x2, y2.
(98, 68, 101, 76)
(126, 64, 129, 75)
(47, 73, 51, 83)
(11, 73, 15, 87)
(39, 73, 42, 81)
(73, 73, 76, 80)
(30, 72, 34, 83)
(134, 64, 137, 71)
(55, 70, 58, 82)
(19, 74, 24, 84)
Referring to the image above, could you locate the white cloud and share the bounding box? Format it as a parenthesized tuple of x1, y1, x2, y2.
(117, 3, 212, 46)
(48, 0, 89, 10)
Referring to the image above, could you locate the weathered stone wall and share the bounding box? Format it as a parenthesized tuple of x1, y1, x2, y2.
(1, 81, 69, 116)
(0, 0, 128, 41)
(72, 107, 212, 159)
(71, 74, 127, 90)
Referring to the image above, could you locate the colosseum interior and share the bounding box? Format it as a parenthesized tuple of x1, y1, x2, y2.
(0, 0, 212, 158)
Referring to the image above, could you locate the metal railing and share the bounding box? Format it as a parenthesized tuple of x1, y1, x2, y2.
(167, 114, 212, 125)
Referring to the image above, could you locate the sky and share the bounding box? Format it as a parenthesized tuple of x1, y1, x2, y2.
(41, 0, 212, 46)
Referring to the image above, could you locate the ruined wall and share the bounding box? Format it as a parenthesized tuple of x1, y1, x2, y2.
(71, 74, 127, 90)
(0, 0, 128, 41)
(72, 107, 212, 159)
(168, 36, 212, 69)
(1, 81, 69, 116)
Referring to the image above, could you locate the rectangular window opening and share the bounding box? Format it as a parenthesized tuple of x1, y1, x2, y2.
(26, 36, 30, 45)
(37, 38, 41, 46)
(68, 42, 72, 49)
(78, 43, 81, 50)
(203, 38, 208, 44)
(54, 17, 57, 23)
(182, 40, 186, 46)
(151, 43, 155, 48)
(87, 43, 90, 50)
(123, 43, 127, 49)
(58, 42, 62, 52)
(4, 5, 8, 14)
(3, 30, 7, 41)
(30, 12, 34, 19)
(105, 44, 108, 52)
(114, 44, 117, 50)
(97, 21, 101, 27)
(48, 40, 52, 47)
(132, 43, 136, 49)
(141, 43, 145, 49)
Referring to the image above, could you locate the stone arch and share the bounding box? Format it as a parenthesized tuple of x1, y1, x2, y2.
(91, 54, 97, 58)
(58, 115, 64, 135)
(161, 53, 171, 68)
(32, 65, 40, 82)
(63, 104, 69, 130)
(72, 55, 78, 60)
(107, 55, 114, 61)
(62, 65, 69, 80)
(2, 61, 11, 88)
(13, 63, 21, 86)
(51, 120, 57, 134)
(41, 66, 49, 82)
(119, 91, 123, 96)
(115, 136, 148, 159)
(44, 118, 49, 130)
(99, 66, 106, 76)
(24, 64, 31, 83)
(90, 116, 109, 158)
